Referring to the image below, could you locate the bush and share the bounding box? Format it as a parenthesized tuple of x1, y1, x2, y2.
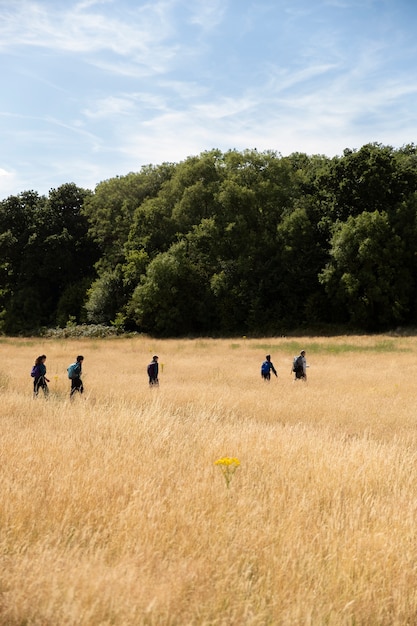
(41, 324, 135, 338)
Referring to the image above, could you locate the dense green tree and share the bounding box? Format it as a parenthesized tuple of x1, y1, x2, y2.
(128, 241, 212, 336)
(85, 267, 125, 325)
(83, 165, 175, 269)
(123, 196, 178, 259)
(170, 150, 224, 232)
(0, 191, 46, 332)
(318, 143, 417, 223)
(319, 211, 412, 329)
(0, 184, 98, 333)
(259, 207, 327, 327)
(2, 145, 417, 335)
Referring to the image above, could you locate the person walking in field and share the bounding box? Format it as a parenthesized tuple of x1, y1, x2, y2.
(147, 355, 159, 386)
(292, 350, 307, 381)
(31, 354, 49, 398)
(68, 355, 84, 398)
(261, 354, 278, 381)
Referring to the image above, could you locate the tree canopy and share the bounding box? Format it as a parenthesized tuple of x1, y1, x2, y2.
(2, 143, 417, 335)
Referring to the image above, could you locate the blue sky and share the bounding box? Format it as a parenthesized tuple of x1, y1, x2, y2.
(1, 0, 416, 199)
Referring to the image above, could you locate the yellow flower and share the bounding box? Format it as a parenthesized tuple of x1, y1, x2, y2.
(214, 457, 240, 488)
(214, 457, 240, 467)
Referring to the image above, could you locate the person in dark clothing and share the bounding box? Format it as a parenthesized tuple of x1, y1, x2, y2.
(69, 355, 84, 398)
(32, 354, 49, 398)
(292, 350, 307, 381)
(147, 355, 159, 386)
(261, 354, 278, 381)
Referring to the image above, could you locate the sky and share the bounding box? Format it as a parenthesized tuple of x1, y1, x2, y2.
(1, 0, 417, 199)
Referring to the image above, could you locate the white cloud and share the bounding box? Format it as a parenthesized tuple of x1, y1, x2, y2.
(0, 168, 19, 198)
(193, 96, 258, 120)
(187, 0, 226, 29)
(266, 63, 340, 93)
(83, 95, 140, 119)
(0, 0, 416, 198)
(0, 1, 181, 72)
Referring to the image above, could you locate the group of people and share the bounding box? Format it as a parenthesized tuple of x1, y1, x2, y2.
(31, 353, 160, 398)
(31, 354, 85, 399)
(31, 350, 304, 398)
(261, 350, 307, 382)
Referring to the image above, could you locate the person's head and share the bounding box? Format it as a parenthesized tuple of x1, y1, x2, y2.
(153, 355, 158, 361)
(266, 354, 271, 361)
(76, 355, 84, 363)
(35, 355, 44, 365)
(300, 350, 306, 356)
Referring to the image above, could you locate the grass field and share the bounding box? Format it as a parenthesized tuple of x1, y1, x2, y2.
(1, 334, 417, 625)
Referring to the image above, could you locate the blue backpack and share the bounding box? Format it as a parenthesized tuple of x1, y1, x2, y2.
(67, 363, 79, 379)
(31, 365, 41, 378)
(261, 361, 270, 376)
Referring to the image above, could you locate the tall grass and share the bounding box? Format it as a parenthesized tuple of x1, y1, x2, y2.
(1, 335, 417, 625)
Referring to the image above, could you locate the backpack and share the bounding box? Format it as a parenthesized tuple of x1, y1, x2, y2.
(147, 362, 157, 378)
(292, 356, 303, 373)
(261, 361, 270, 375)
(67, 363, 79, 379)
(31, 364, 41, 378)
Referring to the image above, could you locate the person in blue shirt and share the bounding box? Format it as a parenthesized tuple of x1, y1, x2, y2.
(32, 354, 49, 398)
(261, 354, 277, 381)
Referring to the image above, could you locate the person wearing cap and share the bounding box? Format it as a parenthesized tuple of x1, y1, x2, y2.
(147, 355, 159, 386)
(261, 354, 278, 381)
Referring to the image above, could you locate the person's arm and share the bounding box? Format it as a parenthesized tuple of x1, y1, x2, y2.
(272, 364, 277, 377)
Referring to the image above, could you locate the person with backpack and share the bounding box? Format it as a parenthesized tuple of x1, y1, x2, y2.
(31, 354, 49, 398)
(292, 350, 307, 381)
(147, 355, 159, 386)
(68, 355, 84, 398)
(261, 354, 278, 381)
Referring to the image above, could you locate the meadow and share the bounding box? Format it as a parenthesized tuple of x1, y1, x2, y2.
(1, 334, 417, 625)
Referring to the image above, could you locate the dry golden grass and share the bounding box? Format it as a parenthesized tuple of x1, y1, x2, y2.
(2, 334, 417, 625)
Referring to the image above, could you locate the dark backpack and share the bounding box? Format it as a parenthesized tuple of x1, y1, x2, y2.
(31, 365, 41, 378)
(147, 362, 157, 378)
(292, 356, 303, 373)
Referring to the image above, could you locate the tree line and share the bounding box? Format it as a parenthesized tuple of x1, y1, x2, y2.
(1, 142, 417, 336)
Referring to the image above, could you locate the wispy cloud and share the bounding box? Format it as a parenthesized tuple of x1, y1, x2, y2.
(0, 1, 181, 72)
(83, 93, 162, 119)
(0, 0, 416, 198)
(186, 0, 226, 29)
